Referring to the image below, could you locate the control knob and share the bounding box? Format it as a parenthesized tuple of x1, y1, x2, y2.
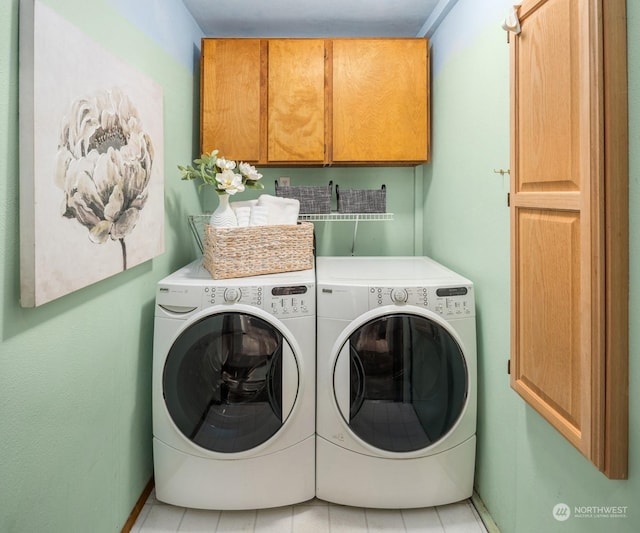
(390, 288, 409, 304)
(223, 288, 241, 303)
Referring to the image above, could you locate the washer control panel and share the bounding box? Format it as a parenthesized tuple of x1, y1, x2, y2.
(203, 284, 314, 317)
(369, 285, 474, 317)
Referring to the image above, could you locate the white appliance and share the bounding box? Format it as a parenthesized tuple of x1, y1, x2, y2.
(315, 256, 477, 508)
(153, 260, 316, 510)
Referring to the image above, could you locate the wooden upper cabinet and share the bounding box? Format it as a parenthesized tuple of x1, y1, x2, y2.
(200, 38, 429, 165)
(268, 39, 326, 164)
(510, 0, 628, 478)
(201, 39, 262, 162)
(332, 39, 429, 164)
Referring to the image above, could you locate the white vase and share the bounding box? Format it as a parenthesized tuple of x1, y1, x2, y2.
(209, 193, 238, 227)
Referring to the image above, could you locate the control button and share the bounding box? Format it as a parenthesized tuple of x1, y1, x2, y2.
(370, 288, 375, 293)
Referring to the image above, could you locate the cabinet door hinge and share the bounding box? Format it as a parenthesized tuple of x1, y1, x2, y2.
(507, 359, 511, 375)
(507, 192, 510, 207)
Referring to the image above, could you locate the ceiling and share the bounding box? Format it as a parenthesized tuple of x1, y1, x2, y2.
(182, 0, 444, 37)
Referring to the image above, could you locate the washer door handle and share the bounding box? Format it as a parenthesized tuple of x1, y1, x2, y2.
(349, 347, 366, 419)
(281, 340, 298, 421)
(334, 342, 351, 422)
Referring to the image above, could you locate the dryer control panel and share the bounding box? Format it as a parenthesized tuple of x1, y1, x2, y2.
(202, 284, 315, 317)
(368, 285, 474, 317)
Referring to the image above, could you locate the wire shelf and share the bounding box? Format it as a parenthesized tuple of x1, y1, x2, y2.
(188, 214, 213, 254)
(189, 212, 394, 256)
(298, 212, 394, 222)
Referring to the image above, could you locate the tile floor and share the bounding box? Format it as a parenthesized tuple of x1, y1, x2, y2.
(131, 490, 488, 533)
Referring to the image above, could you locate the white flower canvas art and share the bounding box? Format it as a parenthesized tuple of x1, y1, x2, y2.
(19, 0, 164, 307)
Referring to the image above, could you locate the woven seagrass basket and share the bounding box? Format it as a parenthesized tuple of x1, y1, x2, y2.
(202, 222, 314, 279)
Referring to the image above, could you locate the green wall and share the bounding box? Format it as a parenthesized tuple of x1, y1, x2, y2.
(0, 1, 202, 531)
(427, 1, 639, 532)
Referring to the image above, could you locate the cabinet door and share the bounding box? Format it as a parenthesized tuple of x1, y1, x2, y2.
(510, 0, 627, 478)
(268, 40, 326, 164)
(332, 39, 429, 164)
(201, 39, 262, 162)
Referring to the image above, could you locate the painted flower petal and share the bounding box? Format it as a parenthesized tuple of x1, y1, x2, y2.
(67, 191, 102, 227)
(89, 220, 112, 244)
(75, 171, 106, 219)
(103, 184, 124, 221)
(111, 207, 140, 239)
(54, 148, 74, 189)
(93, 151, 123, 204)
(129, 191, 148, 210)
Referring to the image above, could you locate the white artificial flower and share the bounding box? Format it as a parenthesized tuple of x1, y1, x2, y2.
(238, 162, 263, 182)
(216, 169, 245, 194)
(216, 157, 236, 171)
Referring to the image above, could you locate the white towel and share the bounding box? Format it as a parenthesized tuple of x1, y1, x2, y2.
(257, 194, 300, 225)
(249, 206, 269, 226)
(231, 199, 258, 227)
(231, 199, 258, 211)
(234, 207, 251, 227)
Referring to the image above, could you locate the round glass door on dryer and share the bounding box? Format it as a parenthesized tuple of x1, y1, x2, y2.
(333, 311, 470, 455)
(162, 310, 299, 454)
(334, 312, 467, 453)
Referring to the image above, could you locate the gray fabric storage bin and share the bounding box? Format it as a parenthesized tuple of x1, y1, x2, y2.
(275, 180, 333, 214)
(336, 184, 386, 214)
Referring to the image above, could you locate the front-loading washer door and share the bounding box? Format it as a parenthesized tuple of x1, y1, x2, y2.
(163, 311, 298, 453)
(334, 313, 467, 453)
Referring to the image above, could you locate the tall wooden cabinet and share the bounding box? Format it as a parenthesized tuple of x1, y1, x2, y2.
(200, 38, 429, 166)
(509, 0, 628, 478)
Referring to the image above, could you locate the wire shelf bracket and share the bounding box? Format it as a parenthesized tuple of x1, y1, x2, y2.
(298, 212, 394, 255)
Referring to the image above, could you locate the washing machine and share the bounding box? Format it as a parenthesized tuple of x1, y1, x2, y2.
(152, 259, 315, 510)
(315, 256, 476, 508)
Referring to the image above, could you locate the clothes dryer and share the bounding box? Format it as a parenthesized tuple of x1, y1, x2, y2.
(153, 260, 315, 509)
(316, 256, 476, 508)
